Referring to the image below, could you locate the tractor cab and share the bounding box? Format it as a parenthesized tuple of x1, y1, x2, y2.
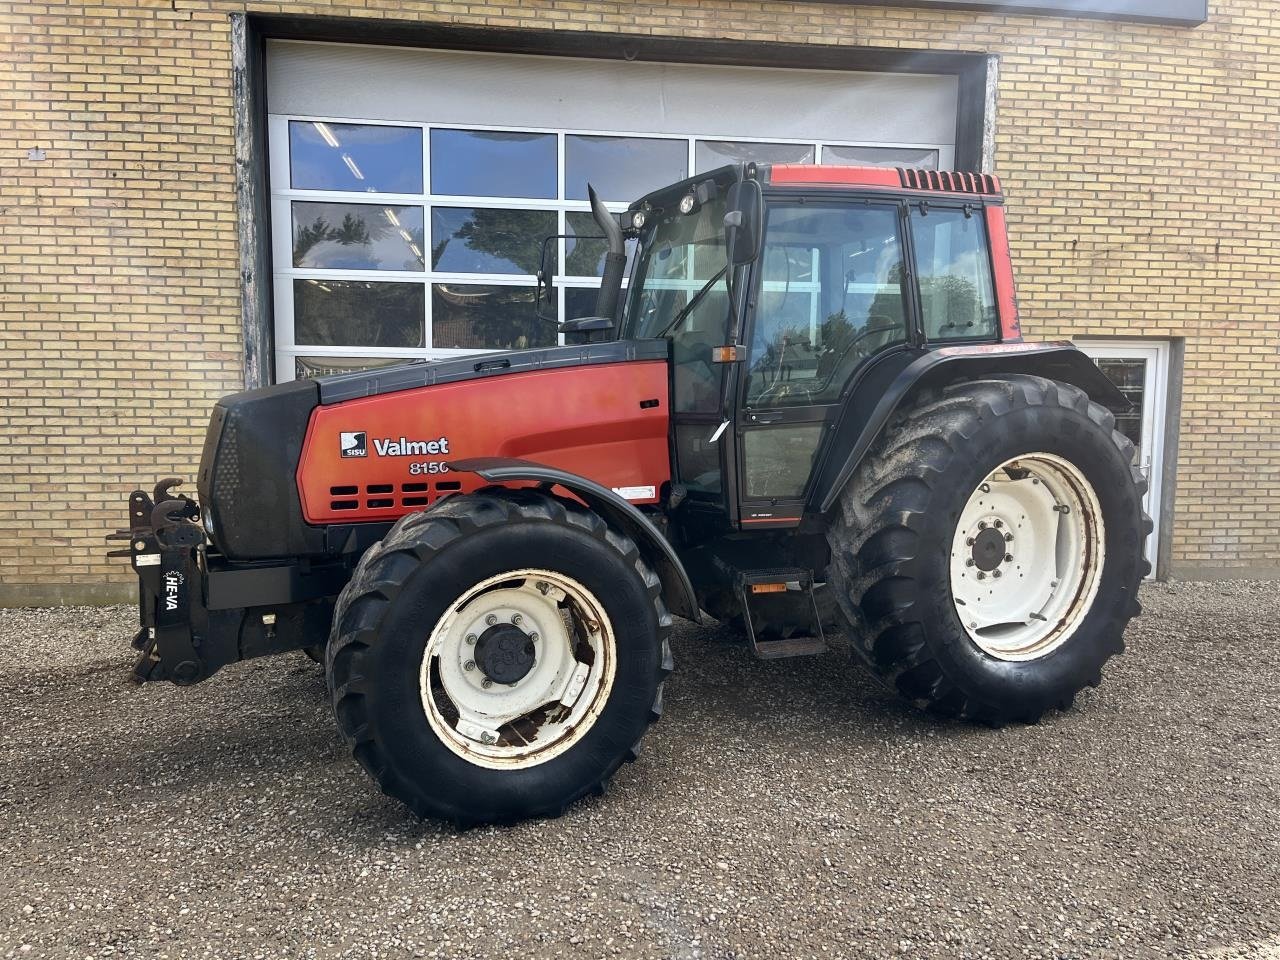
(596, 164, 1014, 539)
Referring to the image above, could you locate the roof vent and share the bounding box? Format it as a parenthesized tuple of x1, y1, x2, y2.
(898, 167, 1000, 195)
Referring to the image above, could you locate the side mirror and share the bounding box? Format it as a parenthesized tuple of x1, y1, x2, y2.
(724, 180, 764, 266)
(534, 235, 557, 323)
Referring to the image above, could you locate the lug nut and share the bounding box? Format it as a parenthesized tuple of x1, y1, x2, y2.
(485, 614, 498, 626)
(464, 660, 475, 671)
(978, 521, 987, 530)
(465, 634, 476, 645)
(966, 536, 976, 546)
(1005, 553, 1014, 562)
(511, 613, 523, 626)
(980, 483, 991, 493)
(994, 519, 1003, 529)
(992, 570, 1002, 578)
(976, 571, 986, 580)
(1004, 532, 1014, 542)
(480, 732, 496, 744)
(965, 558, 975, 567)
(482, 679, 493, 689)
(529, 632, 539, 642)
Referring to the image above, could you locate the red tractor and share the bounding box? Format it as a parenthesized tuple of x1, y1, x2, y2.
(110, 163, 1148, 825)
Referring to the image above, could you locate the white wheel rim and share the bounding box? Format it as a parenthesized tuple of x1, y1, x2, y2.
(949, 453, 1105, 661)
(420, 568, 616, 769)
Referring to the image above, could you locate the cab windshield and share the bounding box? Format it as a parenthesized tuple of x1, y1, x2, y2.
(621, 192, 730, 342)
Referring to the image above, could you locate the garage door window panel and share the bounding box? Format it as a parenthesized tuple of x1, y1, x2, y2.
(431, 284, 555, 351)
(289, 121, 423, 193)
(293, 279, 426, 349)
(431, 207, 556, 276)
(822, 144, 940, 169)
(291, 202, 425, 270)
(694, 140, 815, 172)
(565, 135, 688, 202)
(430, 129, 557, 199)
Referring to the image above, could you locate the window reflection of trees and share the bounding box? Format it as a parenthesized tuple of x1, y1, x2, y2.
(294, 280, 425, 348)
(292, 205, 425, 271)
(432, 208, 553, 275)
(431, 285, 554, 351)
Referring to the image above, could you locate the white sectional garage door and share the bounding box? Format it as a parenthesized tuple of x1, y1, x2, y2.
(265, 40, 959, 381)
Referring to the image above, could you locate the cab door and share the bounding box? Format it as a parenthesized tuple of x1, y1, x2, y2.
(736, 199, 912, 528)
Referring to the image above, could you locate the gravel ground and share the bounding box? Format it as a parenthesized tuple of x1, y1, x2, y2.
(2, 580, 1278, 960)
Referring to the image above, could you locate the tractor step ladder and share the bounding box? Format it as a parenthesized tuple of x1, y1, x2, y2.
(736, 567, 828, 659)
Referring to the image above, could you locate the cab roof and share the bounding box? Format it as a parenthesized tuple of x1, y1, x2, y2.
(763, 164, 1002, 198)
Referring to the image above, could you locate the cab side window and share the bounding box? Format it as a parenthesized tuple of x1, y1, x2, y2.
(745, 204, 908, 408)
(910, 206, 998, 341)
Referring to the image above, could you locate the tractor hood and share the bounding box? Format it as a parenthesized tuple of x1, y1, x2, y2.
(197, 339, 670, 561)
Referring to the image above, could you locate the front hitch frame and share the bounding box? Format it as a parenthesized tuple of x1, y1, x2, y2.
(105, 481, 208, 684)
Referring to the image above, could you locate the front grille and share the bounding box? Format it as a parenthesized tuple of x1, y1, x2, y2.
(327, 481, 460, 512)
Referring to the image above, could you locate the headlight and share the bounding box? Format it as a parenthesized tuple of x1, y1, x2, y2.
(679, 194, 697, 215)
(631, 210, 647, 229)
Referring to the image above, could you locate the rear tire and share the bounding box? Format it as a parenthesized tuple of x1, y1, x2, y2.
(327, 489, 672, 825)
(827, 375, 1149, 724)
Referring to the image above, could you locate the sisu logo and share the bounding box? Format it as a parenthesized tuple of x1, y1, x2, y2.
(373, 436, 450, 457)
(340, 431, 367, 458)
(163, 570, 185, 612)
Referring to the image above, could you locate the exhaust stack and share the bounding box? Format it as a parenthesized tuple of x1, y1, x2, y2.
(588, 183, 626, 324)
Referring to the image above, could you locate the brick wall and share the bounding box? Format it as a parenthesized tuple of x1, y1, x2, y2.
(2, 0, 1277, 604)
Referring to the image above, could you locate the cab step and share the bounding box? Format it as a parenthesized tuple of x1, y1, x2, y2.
(735, 567, 828, 659)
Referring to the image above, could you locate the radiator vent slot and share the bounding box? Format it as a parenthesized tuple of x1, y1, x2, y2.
(330, 499, 359, 511)
(366, 483, 394, 494)
(329, 485, 358, 496)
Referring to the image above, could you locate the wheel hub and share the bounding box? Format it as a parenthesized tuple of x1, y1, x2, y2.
(421, 570, 617, 769)
(970, 526, 1008, 572)
(949, 454, 1105, 661)
(474, 623, 535, 685)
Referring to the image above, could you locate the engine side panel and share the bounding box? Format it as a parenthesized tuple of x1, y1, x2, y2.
(297, 361, 671, 524)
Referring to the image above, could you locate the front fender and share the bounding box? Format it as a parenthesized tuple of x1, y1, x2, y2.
(811, 341, 1129, 514)
(448, 457, 701, 623)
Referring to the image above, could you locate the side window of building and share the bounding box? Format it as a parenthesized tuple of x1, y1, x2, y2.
(745, 203, 908, 409)
(910, 206, 998, 341)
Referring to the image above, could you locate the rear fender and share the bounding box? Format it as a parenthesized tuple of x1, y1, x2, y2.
(811, 342, 1129, 514)
(449, 458, 701, 623)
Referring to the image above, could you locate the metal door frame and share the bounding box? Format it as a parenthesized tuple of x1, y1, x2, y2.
(1076, 338, 1171, 578)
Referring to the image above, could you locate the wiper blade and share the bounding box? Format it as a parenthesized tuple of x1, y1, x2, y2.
(657, 265, 728, 338)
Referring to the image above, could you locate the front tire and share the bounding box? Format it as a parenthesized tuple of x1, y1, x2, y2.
(327, 489, 672, 825)
(827, 375, 1150, 724)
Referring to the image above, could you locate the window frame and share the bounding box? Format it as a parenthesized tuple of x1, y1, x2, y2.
(268, 113, 953, 381)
